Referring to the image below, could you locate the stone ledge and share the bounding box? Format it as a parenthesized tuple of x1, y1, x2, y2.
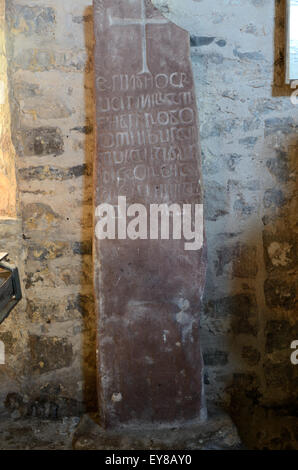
(73, 408, 242, 450)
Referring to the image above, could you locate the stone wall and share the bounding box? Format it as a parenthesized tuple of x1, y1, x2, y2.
(0, 0, 297, 449)
(0, 0, 96, 419)
(153, 0, 298, 449)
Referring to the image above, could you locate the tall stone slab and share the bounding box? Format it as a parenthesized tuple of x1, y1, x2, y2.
(93, 0, 207, 428)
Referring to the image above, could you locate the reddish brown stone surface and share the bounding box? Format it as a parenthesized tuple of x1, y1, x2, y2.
(94, 0, 207, 428)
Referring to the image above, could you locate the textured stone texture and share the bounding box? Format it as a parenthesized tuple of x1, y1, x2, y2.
(152, 0, 298, 450)
(0, 409, 240, 450)
(0, 415, 80, 449)
(73, 408, 241, 450)
(0, 0, 96, 422)
(0, 0, 296, 450)
(18, 127, 64, 157)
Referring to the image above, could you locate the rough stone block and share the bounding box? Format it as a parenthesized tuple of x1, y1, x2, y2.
(27, 241, 69, 262)
(18, 127, 64, 157)
(263, 230, 297, 273)
(266, 320, 298, 354)
(204, 294, 258, 336)
(23, 203, 61, 234)
(204, 180, 229, 221)
(29, 335, 73, 374)
(264, 277, 297, 311)
(18, 164, 89, 181)
(14, 48, 90, 73)
(20, 96, 72, 120)
(215, 242, 258, 278)
(8, 5, 56, 36)
(5, 391, 83, 420)
(203, 350, 228, 366)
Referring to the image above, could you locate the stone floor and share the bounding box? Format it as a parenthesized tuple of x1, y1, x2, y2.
(0, 408, 242, 450)
(0, 413, 80, 450)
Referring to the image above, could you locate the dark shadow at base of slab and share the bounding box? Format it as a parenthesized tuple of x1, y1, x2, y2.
(72, 408, 242, 450)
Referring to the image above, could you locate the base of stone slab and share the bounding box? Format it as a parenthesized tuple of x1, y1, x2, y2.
(73, 408, 242, 450)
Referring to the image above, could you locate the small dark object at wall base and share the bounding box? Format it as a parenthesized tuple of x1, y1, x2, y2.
(0, 255, 22, 324)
